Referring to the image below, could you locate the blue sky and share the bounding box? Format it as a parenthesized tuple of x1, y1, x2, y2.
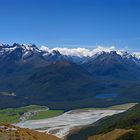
(0, 0, 140, 50)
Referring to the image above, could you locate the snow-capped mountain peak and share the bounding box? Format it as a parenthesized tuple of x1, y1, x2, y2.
(0, 43, 140, 66)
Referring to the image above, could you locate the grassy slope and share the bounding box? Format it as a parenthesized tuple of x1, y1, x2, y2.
(0, 124, 61, 140)
(87, 129, 133, 140)
(67, 104, 140, 140)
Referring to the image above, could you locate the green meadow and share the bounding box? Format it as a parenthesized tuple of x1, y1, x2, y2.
(0, 105, 64, 124)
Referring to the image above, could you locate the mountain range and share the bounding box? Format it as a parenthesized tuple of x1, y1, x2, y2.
(0, 43, 140, 110)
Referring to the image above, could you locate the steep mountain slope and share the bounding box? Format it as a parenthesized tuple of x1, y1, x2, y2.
(66, 104, 140, 140)
(0, 43, 71, 75)
(83, 51, 140, 80)
(0, 63, 99, 109)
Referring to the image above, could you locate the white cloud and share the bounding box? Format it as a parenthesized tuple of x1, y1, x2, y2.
(40, 46, 50, 52)
(40, 45, 118, 57)
(133, 52, 140, 58)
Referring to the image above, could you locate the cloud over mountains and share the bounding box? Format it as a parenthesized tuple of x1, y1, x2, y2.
(40, 46, 119, 57)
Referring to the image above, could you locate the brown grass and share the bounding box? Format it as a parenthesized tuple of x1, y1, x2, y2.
(0, 124, 61, 140)
(87, 129, 134, 140)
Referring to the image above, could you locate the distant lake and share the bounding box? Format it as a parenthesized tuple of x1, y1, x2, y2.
(96, 93, 117, 99)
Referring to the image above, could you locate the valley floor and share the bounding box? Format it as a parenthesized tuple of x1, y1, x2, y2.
(0, 103, 136, 140)
(15, 109, 125, 139)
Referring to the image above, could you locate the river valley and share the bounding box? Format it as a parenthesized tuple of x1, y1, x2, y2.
(15, 109, 125, 139)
